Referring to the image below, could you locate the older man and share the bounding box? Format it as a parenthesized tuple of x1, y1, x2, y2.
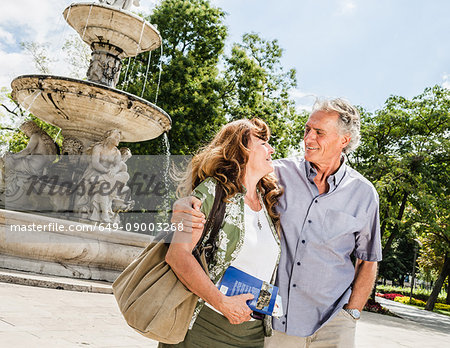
(265, 98, 381, 347)
(173, 98, 381, 347)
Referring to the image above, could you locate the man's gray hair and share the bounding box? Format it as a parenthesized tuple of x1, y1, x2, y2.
(312, 98, 361, 154)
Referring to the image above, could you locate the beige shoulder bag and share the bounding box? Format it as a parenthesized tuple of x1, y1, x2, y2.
(112, 183, 225, 344)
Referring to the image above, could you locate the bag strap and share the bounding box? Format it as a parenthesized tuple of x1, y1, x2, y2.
(192, 182, 226, 267)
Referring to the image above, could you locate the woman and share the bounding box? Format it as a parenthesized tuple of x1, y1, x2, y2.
(161, 118, 283, 348)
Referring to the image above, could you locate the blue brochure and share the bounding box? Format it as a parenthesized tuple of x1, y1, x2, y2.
(218, 266, 280, 316)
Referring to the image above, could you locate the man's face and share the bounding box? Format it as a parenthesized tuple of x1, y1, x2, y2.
(303, 110, 350, 167)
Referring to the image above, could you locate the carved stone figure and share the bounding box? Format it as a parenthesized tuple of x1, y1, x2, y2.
(99, 0, 140, 11)
(0, 121, 58, 209)
(74, 129, 128, 222)
(111, 147, 135, 223)
(3, 121, 57, 176)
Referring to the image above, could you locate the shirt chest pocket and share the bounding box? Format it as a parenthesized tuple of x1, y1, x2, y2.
(322, 209, 358, 243)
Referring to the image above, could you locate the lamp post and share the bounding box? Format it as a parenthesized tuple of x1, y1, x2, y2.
(410, 238, 423, 304)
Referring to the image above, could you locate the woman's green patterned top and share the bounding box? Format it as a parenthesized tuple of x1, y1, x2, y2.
(188, 177, 281, 336)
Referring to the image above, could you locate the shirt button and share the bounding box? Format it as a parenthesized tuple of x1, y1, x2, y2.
(292, 284, 297, 287)
(302, 240, 306, 244)
(315, 200, 318, 203)
(297, 261, 301, 265)
(282, 321, 286, 324)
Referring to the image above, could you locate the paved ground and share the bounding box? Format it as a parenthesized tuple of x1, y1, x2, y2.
(376, 296, 450, 334)
(356, 307, 450, 348)
(1, 278, 450, 347)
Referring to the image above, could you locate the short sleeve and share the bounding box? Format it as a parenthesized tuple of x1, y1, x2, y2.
(191, 177, 218, 220)
(354, 193, 382, 262)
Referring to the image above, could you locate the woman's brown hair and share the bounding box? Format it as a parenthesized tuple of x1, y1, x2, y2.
(177, 118, 283, 226)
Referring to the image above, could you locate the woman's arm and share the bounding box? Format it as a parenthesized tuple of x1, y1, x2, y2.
(165, 234, 253, 325)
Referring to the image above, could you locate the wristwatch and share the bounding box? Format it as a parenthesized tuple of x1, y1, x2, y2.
(343, 308, 361, 320)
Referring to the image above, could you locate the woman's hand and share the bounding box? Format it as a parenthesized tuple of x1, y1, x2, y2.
(216, 293, 254, 325)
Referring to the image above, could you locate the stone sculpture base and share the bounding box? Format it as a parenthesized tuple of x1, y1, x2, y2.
(87, 43, 123, 87)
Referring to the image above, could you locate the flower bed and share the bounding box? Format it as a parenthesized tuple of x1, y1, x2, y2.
(394, 296, 426, 306)
(378, 293, 405, 301)
(377, 285, 447, 303)
(434, 303, 450, 311)
(364, 298, 395, 316)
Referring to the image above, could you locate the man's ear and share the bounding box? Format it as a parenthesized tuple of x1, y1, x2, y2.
(341, 134, 351, 148)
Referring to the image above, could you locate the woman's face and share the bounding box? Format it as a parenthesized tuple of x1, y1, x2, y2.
(246, 133, 275, 179)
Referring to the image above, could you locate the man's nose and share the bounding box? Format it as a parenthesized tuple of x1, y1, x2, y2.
(304, 130, 316, 142)
(268, 144, 275, 154)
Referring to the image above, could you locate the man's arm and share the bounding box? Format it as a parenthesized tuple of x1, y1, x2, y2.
(345, 259, 377, 311)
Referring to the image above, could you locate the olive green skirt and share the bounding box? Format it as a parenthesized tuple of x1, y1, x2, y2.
(158, 305, 264, 348)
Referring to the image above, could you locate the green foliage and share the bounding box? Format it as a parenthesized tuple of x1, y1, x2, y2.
(378, 233, 415, 285)
(62, 34, 90, 79)
(20, 41, 53, 74)
(351, 85, 450, 284)
(118, 1, 304, 157)
(0, 87, 62, 153)
(1, 88, 26, 153)
(222, 33, 303, 158)
(417, 234, 446, 281)
(119, 0, 228, 155)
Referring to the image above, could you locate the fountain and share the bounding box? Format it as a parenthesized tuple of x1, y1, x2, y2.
(0, 1, 172, 281)
(11, 1, 170, 149)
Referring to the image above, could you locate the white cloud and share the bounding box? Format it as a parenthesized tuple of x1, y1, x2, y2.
(289, 88, 317, 113)
(442, 73, 450, 89)
(0, 0, 160, 88)
(336, 0, 356, 16)
(0, 28, 16, 48)
(137, 0, 158, 16)
(0, 50, 34, 89)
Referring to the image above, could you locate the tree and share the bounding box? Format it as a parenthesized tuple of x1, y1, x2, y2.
(0, 87, 62, 154)
(378, 232, 415, 286)
(119, 0, 228, 155)
(352, 85, 450, 304)
(20, 41, 53, 74)
(62, 34, 90, 79)
(221, 33, 303, 158)
(415, 189, 450, 309)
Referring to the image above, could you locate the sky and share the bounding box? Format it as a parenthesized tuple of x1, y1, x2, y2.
(0, 0, 449, 113)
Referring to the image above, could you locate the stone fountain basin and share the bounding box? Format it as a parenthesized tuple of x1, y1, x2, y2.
(0, 209, 149, 282)
(64, 2, 161, 57)
(11, 75, 171, 145)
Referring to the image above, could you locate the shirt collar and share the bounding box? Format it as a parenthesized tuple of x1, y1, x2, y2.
(305, 157, 347, 191)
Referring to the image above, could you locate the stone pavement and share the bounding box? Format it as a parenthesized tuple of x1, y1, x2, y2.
(1, 277, 450, 347)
